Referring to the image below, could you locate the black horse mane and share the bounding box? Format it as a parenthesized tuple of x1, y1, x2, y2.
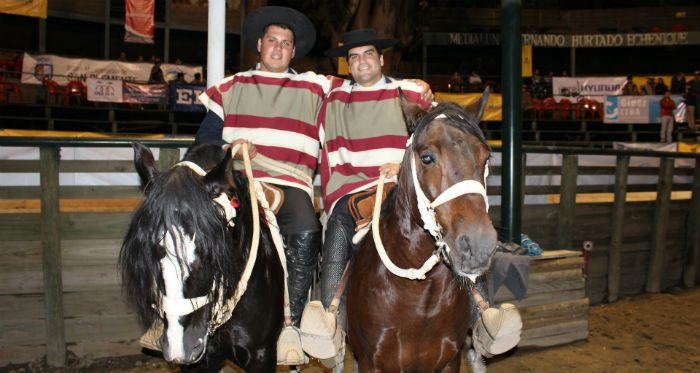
(119, 144, 254, 328)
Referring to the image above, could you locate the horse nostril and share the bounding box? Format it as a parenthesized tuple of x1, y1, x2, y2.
(457, 234, 473, 258)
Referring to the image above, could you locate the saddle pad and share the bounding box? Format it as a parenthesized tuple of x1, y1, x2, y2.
(260, 182, 284, 215)
(348, 183, 395, 231)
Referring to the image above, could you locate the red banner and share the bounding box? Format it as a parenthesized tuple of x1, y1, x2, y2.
(125, 0, 154, 44)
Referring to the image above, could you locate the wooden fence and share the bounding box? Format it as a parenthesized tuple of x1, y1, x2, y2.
(0, 138, 698, 367)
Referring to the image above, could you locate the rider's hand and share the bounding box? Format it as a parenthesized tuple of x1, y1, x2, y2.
(225, 139, 258, 160)
(379, 163, 400, 179)
(407, 79, 435, 103)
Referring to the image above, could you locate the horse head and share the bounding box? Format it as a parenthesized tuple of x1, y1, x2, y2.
(120, 143, 248, 364)
(398, 89, 497, 280)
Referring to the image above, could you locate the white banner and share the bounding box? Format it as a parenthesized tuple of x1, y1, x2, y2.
(552, 76, 626, 96)
(86, 78, 123, 103)
(604, 95, 685, 124)
(21, 52, 202, 86)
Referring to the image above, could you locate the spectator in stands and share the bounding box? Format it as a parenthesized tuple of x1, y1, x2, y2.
(190, 72, 203, 84)
(448, 71, 463, 92)
(468, 70, 482, 91)
(542, 71, 554, 97)
(522, 84, 534, 118)
(670, 72, 686, 94)
(643, 78, 656, 95)
(659, 90, 676, 143)
(561, 69, 569, 77)
(622, 75, 640, 95)
(137, 55, 144, 62)
(690, 71, 700, 104)
(170, 72, 186, 83)
(685, 83, 697, 129)
(654, 77, 668, 95)
(118, 51, 127, 61)
(148, 59, 165, 84)
(531, 68, 542, 85)
(175, 58, 183, 65)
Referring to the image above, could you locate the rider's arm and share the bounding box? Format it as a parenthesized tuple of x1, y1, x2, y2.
(194, 111, 227, 147)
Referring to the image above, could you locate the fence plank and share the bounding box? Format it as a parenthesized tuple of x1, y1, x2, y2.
(683, 160, 700, 287)
(646, 157, 674, 293)
(40, 145, 66, 366)
(557, 154, 578, 251)
(608, 155, 629, 302)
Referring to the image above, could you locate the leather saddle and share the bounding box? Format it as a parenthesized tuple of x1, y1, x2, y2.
(347, 182, 395, 230)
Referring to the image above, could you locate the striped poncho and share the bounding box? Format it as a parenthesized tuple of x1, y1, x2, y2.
(199, 70, 341, 198)
(318, 79, 432, 214)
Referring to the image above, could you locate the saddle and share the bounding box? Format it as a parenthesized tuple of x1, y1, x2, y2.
(260, 182, 284, 215)
(348, 183, 395, 231)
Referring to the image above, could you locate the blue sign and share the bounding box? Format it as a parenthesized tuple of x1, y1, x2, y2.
(170, 83, 206, 112)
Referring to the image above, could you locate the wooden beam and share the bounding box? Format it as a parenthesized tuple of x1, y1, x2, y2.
(608, 154, 629, 302)
(646, 157, 674, 293)
(683, 159, 700, 287)
(39, 145, 65, 367)
(557, 154, 578, 251)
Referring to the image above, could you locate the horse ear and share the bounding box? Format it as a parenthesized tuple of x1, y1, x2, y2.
(203, 146, 234, 196)
(132, 142, 158, 192)
(465, 86, 490, 122)
(399, 87, 426, 134)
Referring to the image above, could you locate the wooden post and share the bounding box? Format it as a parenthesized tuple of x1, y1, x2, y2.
(159, 147, 181, 170)
(608, 155, 629, 302)
(683, 159, 700, 287)
(646, 157, 674, 293)
(40, 145, 66, 366)
(557, 154, 578, 251)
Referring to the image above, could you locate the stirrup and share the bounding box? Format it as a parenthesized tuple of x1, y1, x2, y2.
(472, 303, 522, 356)
(139, 319, 163, 351)
(277, 326, 309, 365)
(299, 301, 346, 360)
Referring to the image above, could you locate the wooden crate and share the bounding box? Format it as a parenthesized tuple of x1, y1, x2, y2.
(494, 250, 589, 348)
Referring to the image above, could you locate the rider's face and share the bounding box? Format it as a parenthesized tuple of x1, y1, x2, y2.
(347, 45, 384, 87)
(257, 25, 295, 73)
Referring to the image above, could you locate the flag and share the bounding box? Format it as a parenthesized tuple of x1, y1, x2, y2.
(0, 0, 47, 18)
(125, 0, 154, 44)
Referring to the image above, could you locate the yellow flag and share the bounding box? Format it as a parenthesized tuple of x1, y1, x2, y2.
(0, 0, 47, 19)
(336, 42, 349, 76)
(522, 45, 532, 77)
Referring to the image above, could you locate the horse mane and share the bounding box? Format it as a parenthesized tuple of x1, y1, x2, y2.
(411, 101, 490, 152)
(119, 144, 252, 328)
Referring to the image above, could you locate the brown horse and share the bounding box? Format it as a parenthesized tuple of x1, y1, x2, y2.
(346, 90, 497, 372)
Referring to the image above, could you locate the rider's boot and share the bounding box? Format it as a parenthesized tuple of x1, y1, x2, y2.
(469, 277, 523, 357)
(285, 229, 321, 326)
(299, 217, 349, 363)
(277, 230, 320, 366)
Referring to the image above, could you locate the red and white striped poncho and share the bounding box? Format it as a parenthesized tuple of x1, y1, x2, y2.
(318, 79, 432, 215)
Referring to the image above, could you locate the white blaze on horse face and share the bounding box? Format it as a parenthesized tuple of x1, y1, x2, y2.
(160, 225, 197, 361)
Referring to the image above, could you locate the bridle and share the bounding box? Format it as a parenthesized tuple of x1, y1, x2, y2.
(371, 114, 489, 281)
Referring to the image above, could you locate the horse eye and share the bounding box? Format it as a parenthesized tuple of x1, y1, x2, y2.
(420, 154, 434, 165)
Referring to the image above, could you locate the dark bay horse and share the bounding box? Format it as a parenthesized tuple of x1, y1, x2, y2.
(347, 91, 497, 372)
(119, 143, 284, 372)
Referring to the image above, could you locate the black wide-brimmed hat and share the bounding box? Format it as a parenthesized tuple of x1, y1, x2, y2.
(324, 29, 398, 57)
(242, 6, 316, 60)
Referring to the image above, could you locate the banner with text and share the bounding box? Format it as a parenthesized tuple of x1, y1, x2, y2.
(125, 0, 155, 44)
(170, 83, 206, 112)
(123, 82, 168, 104)
(552, 76, 626, 96)
(604, 95, 684, 123)
(21, 53, 202, 86)
(0, 0, 47, 18)
(86, 78, 123, 103)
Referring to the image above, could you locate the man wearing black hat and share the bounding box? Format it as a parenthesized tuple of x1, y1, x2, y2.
(308, 29, 521, 368)
(194, 6, 341, 366)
